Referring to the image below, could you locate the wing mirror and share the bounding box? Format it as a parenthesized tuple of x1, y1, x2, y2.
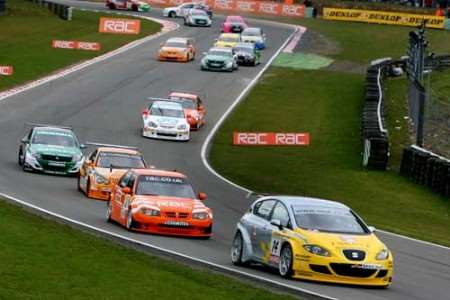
(368, 226, 376, 233)
(122, 187, 131, 194)
(79, 144, 86, 149)
(21, 137, 29, 144)
(198, 192, 207, 201)
(270, 219, 283, 230)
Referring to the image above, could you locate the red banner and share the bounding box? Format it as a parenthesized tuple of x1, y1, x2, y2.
(233, 132, 310, 146)
(99, 17, 141, 34)
(0, 66, 13, 76)
(52, 40, 101, 51)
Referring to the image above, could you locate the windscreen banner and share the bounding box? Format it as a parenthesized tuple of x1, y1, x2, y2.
(323, 7, 445, 29)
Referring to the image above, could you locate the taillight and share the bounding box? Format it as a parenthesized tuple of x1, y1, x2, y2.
(142, 109, 149, 117)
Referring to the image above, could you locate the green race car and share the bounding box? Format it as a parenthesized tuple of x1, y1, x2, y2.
(18, 124, 85, 175)
(200, 47, 238, 72)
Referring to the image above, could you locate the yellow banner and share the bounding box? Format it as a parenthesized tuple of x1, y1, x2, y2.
(323, 8, 445, 29)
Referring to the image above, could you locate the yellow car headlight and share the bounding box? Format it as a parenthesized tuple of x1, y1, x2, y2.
(376, 249, 389, 260)
(303, 244, 330, 257)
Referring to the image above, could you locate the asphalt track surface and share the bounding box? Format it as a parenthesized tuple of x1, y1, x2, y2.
(0, 1, 449, 299)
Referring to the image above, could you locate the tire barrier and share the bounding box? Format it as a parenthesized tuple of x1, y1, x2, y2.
(361, 58, 392, 170)
(400, 145, 450, 197)
(25, 0, 72, 20)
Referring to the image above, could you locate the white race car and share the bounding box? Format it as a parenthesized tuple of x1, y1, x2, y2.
(142, 99, 190, 141)
(163, 2, 212, 18)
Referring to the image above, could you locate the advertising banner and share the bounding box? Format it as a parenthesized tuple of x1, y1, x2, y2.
(323, 7, 445, 29)
(0, 66, 13, 76)
(99, 17, 141, 34)
(233, 132, 310, 146)
(52, 40, 101, 51)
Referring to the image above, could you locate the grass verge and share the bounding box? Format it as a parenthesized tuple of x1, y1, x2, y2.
(0, 0, 161, 91)
(0, 198, 295, 299)
(210, 67, 450, 246)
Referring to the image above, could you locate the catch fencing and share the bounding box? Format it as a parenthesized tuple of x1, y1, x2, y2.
(25, 0, 72, 20)
(400, 145, 450, 197)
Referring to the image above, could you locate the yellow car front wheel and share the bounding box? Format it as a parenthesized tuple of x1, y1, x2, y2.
(279, 244, 293, 278)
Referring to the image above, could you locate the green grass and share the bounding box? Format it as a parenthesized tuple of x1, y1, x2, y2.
(0, 0, 161, 91)
(430, 68, 450, 104)
(0, 198, 295, 299)
(210, 67, 450, 246)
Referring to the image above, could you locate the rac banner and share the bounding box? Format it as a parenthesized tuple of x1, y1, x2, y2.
(99, 17, 141, 34)
(145, 0, 305, 17)
(233, 132, 310, 146)
(323, 7, 445, 29)
(52, 40, 101, 51)
(0, 66, 13, 76)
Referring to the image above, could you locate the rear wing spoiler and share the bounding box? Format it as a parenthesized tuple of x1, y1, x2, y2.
(146, 97, 185, 106)
(168, 90, 207, 100)
(25, 122, 72, 130)
(85, 142, 138, 150)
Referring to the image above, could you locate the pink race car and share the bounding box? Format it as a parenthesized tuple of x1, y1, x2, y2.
(221, 16, 248, 33)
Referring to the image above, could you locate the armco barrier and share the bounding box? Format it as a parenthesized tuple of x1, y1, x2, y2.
(25, 0, 72, 20)
(400, 146, 450, 197)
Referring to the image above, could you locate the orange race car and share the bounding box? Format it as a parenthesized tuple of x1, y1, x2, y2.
(158, 37, 196, 62)
(168, 91, 206, 130)
(78, 143, 148, 200)
(107, 168, 213, 238)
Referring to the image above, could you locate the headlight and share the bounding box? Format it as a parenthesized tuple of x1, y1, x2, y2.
(148, 121, 158, 128)
(303, 244, 330, 257)
(73, 154, 83, 162)
(27, 149, 39, 159)
(376, 249, 389, 260)
(177, 124, 187, 130)
(226, 61, 233, 67)
(95, 173, 109, 184)
(192, 212, 209, 220)
(141, 208, 160, 216)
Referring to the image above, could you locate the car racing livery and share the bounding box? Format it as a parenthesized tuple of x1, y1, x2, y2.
(142, 98, 190, 141)
(214, 33, 241, 48)
(158, 37, 196, 63)
(18, 124, 85, 175)
(106, 0, 150, 12)
(201, 47, 238, 72)
(231, 196, 393, 287)
(184, 9, 211, 27)
(221, 15, 247, 33)
(78, 143, 148, 200)
(241, 27, 266, 50)
(234, 43, 261, 66)
(108, 168, 213, 238)
(168, 91, 206, 130)
(163, 2, 212, 18)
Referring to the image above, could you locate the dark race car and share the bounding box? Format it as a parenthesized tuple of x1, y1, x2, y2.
(234, 42, 261, 66)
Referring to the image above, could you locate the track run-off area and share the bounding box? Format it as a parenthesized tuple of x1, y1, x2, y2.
(0, 1, 449, 299)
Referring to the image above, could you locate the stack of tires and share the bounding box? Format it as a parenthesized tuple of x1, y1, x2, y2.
(401, 146, 450, 197)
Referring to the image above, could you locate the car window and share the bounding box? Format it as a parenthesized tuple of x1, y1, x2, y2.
(271, 202, 291, 228)
(254, 200, 276, 220)
(119, 171, 132, 188)
(89, 150, 98, 162)
(127, 174, 136, 190)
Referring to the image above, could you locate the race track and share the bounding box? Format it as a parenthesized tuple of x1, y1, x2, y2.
(0, 1, 449, 299)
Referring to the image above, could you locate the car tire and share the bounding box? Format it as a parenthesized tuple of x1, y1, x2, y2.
(108, 3, 115, 9)
(21, 151, 30, 172)
(231, 231, 247, 266)
(126, 208, 135, 231)
(279, 243, 294, 278)
(18, 147, 24, 166)
(77, 174, 83, 192)
(86, 178, 92, 198)
(106, 201, 113, 223)
(168, 11, 175, 18)
(132, 4, 138, 11)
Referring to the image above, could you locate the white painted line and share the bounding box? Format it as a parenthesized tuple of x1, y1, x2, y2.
(0, 10, 178, 102)
(283, 26, 306, 53)
(199, 22, 450, 252)
(0, 191, 336, 300)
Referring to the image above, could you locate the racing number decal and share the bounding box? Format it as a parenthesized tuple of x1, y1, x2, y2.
(270, 237, 282, 256)
(120, 195, 131, 218)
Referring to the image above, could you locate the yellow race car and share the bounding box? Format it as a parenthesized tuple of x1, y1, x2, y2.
(78, 143, 148, 200)
(231, 196, 393, 287)
(214, 33, 241, 48)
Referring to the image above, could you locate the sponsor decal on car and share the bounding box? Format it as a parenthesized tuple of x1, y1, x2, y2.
(0, 66, 13, 76)
(99, 17, 141, 34)
(52, 40, 101, 51)
(233, 132, 310, 146)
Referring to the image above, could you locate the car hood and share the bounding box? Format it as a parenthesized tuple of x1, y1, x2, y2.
(30, 144, 80, 156)
(148, 116, 184, 126)
(191, 15, 209, 20)
(235, 50, 254, 57)
(94, 167, 128, 181)
(205, 54, 231, 62)
(161, 47, 185, 52)
(225, 22, 245, 26)
(132, 196, 207, 212)
(241, 35, 262, 42)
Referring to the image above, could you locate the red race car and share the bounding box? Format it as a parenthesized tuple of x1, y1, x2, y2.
(108, 168, 213, 238)
(105, 0, 151, 12)
(221, 15, 248, 33)
(168, 91, 206, 130)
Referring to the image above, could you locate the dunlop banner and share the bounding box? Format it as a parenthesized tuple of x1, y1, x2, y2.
(323, 8, 445, 29)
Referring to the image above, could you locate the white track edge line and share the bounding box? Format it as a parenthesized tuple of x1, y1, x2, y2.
(0, 192, 336, 300)
(199, 25, 450, 251)
(0, 9, 179, 102)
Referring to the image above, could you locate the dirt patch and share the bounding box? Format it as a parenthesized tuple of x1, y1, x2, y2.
(294, 29, 340, 57)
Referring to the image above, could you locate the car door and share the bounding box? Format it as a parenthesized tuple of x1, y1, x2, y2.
(250, 199, 276, 261)
(120, 174, 136, 223)
(80, 149, 97, 190)
(112, 171, 132, 221)
(266, 201, 292, 266)
(197, 98, 205, 123)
